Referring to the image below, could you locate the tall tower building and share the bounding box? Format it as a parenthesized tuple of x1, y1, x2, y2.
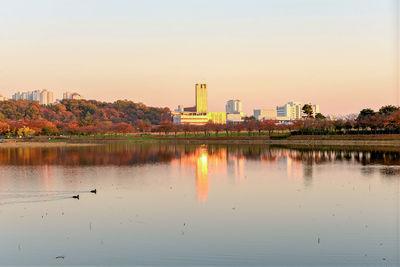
(226, 100, 242, 114)
(195, 84, 207, 113)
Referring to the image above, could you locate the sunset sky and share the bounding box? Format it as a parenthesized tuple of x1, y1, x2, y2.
(0, 0, 398, 115)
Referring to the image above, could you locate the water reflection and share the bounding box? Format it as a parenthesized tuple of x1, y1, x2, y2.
(0, 144, 399, 203)
(1, 143, 399, 266)
(1, 144, 400, 167)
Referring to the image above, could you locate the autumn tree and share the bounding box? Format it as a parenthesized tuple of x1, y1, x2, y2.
(262, 120, 276, 135)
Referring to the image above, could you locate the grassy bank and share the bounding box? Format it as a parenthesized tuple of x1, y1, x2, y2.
(2, 134, 400, 147)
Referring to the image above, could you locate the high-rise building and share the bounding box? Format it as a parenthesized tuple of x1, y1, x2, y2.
(276, 101, 303, 120)
(226, 100, 242, 114)
(311, 104, 320, 116)
(173, 83, 226, 125)
(276, 101, 320, 120)
(12, 89, 54, 105)
(0, 94, 6, 101)
(226, 99, 244, 123)
(195, 84, 207, 113)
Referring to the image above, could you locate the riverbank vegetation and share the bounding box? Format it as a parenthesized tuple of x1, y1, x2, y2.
(0, 100, 399, 138)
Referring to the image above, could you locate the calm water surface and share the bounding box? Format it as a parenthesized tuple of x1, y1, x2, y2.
(0, 143, 399, 266)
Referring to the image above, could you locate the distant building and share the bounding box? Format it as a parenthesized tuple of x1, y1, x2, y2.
(226, 113, 243, 123)
(173, 112, 210, 125)
(0, 94, 6, 101)
(254, 109, 277, 120)
(173, 83, 226, 125)
(226, 100, 242, 114)
(225, 99, 244, 123)
(12, 89, 54, 105)
(63, 91, 82, 100)
(195, 84, 207, 113)
(207, 112, 226, 124)
(311, 104, 320, 117)
(276, 101, 303, 120)
(276, 101, 320, 120)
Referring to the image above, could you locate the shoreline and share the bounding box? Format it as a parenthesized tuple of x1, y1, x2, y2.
(152, 139, 400, 146)
(1, 134, 400, 148)
(0, 141, 99, 148)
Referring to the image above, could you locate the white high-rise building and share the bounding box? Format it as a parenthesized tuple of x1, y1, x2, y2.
(276, 101, 320, 120)
(0, 94, 6, 101)
(225, 100, 244, 123)
(311, 104, 320, 116)
(276, 101, 303, 120)
(226, 99, 242, 114)
(12, 89, 54, 105)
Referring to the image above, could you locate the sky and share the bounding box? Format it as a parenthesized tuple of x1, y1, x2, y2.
(0, 0, 399, 115)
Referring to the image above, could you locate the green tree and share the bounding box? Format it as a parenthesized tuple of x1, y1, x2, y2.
(315, 113, 325, 120)
(302, 104, 313, 118)
(378, 105, 399, 115)
(358, 108, 375, 118)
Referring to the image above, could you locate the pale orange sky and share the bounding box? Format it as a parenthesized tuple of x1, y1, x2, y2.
(0, 0, 399, 115)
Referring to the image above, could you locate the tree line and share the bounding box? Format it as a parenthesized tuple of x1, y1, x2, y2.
(0, 100, 399, 137)
(0, 99, 169, 136)
(155, 105, 400, 136)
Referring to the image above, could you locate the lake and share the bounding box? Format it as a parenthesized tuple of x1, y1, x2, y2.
(0, 143, 399, 266)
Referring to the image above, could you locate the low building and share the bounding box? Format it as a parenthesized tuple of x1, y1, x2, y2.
(227, 113, 243, 123)
(254, 109, 277, 120)
(63, 91, 83, 100)
(172, 113, 209, 125)
(207, 112, 226, 124)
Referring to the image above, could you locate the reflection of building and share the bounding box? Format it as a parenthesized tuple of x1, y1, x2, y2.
(196, 149, 209, 202)
(286, 155, 303, 180)
(173, 84, 226, 125)
(169, 146, 229, 202)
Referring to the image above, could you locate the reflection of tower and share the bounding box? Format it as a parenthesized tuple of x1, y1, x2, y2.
(286, 155, 302, 180)
(42, 165, 54, 190)
(233, 156, 245, 181)
(303, 160, 313, 187)
(195, 84, 207, 113)
(196, 149, 209, 202)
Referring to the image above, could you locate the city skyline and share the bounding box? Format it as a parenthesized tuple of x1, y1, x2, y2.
(0, 0, 399, 115)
